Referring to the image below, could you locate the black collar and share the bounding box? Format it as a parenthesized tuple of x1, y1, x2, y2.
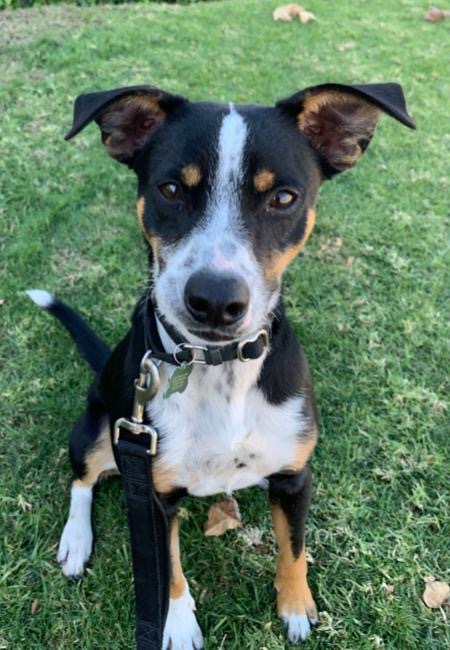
(143, 301, 270, 367)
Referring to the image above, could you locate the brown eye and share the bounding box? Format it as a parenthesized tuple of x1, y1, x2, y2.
(269, 189, 297, 210)
(159, 182, 182, 201)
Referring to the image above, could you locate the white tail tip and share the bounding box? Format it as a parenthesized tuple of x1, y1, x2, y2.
(25, 289, 54, 309)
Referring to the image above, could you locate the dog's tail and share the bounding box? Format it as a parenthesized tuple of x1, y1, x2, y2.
(26, 290, 111, 374)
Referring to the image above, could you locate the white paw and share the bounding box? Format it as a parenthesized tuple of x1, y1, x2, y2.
(281, 612, 318, 644)
(163, 585, 204, 650)
(57, 485, 93, 578)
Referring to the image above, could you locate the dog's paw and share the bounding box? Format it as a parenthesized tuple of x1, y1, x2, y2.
(57, 484, 93, 578)
(163, 585, 204, 650)
(57, 518, 93, 578)
(281, 610, 318, 644)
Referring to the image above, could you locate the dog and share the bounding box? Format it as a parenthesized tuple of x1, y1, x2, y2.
(27, 81, 414, 647)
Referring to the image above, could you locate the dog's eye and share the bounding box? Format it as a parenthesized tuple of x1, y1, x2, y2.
(159, 182, 183, 201)
(269, 189, 297, 211)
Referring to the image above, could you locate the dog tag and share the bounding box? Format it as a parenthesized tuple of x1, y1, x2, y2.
(163, 365, 193, 398)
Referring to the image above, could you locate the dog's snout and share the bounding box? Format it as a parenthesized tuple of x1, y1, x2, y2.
(184, 271, 249, 327)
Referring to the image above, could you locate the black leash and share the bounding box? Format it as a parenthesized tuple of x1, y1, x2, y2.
(114, 299, 271, 649)
(116, 432, 170, 650)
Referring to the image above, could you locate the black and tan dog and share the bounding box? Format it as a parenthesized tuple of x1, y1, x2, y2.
(28, 82, 414, 647)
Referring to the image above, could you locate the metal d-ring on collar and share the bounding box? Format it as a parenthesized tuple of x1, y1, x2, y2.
(237, 329, 270, 362)
(173, 342, 208, 366)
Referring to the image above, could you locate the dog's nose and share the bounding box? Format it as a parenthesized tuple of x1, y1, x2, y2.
(184, 272, 249, 327)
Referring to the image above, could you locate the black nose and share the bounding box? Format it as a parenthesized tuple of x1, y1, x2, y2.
(184, 272, 250, 327)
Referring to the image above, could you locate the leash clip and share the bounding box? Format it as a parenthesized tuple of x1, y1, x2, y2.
(114, 350, 160, 455)
(113, 419, 158, 456)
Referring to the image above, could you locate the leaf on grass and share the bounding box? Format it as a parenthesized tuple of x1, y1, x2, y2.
(423, 7, 450, 21)
(204, 497, 242, 537)
(273, 4, 316, 24)
(337, 42, 355, 52)
(31, 599, 39, 615)
(0, 299, 4, 306)
(422, 579, 450, 608)
(239, 526, 263, 546)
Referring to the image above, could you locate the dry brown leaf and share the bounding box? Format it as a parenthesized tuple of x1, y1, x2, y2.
(337, 42, 355, 52)
(298, 8, 316, 23)
(31, 599, 39, 615)
(423, 7, 450, 21)
(204, 497, 242, 537)
(239, 526, 263, 546)
(422, 580, 450, 608)
(273, 4, 316, 24)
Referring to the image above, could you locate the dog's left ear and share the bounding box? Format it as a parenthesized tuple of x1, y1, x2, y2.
(65, 85, 187, 163)
(276, 82, 415, 175)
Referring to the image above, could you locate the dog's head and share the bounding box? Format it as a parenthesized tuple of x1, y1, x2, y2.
(66, 82, 414, 343)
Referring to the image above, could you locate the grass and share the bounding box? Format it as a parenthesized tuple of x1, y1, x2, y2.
(1, 0, 449, 647)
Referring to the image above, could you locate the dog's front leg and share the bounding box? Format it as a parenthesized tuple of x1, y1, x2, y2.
(269, 467, 318, 643)
(163, 515, 204, 650)
(57, 401, 116, 578)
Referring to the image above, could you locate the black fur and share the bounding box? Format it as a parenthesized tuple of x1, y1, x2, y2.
(268, 466, 312, 559)
(46, 297, 110, 373)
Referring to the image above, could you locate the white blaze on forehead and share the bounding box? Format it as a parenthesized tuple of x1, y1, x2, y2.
(153, 103, 270, 341)
(209, 103, 247, 226)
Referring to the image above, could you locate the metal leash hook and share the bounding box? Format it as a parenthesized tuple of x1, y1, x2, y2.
(114, 351, 161, 455)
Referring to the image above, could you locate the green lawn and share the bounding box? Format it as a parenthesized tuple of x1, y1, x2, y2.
(1, 1, 449, 648)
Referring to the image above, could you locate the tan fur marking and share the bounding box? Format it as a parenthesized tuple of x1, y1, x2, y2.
(280, 429, 317, 474)
(101, 95, 166, 159)
(73, 423, 118, 488)
(254, 169, 275, 192)
(169, 517, 187, 599)
(153, 460, 179, 494)
(271, 504, 317, 619)
(265, 208, 316, 281)
(136, 196, 145, 229)
(298, 91, 380, 171)
(181, 164, 202, 188)
(137, 196, 161, 254)
(298, 91, 380, 130)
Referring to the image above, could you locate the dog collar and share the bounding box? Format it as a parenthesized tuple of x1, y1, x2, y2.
(144, 302, 270, 367)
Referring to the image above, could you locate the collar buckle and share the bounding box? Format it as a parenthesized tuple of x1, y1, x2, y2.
(237, 329, 270, 362)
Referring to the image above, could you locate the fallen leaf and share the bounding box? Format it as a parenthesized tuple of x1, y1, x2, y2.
(273, 4, 316, 24)
(337, 42, 355, 52)
(204, 497, 242, 537)
(346, 256, 355, 267)
(299, 8, 316, 23)
(0, 299, 4, 306)
(31, 599, 39, 615)
(18, 494, 32, 511)
(423, 7, 450, 21)
(239, 526, 263, 546)
(422, 579, 450, 608)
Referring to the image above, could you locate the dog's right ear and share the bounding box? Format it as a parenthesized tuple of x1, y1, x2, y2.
(65, 85, 187, 163)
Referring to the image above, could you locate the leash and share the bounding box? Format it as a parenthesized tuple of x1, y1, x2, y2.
(114, 353, 168, 650)
(114, 301, 271, 649)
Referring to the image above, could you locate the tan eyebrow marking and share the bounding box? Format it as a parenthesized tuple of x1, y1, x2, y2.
(180, 164, 202, 188)
(254, 169, 275, 192)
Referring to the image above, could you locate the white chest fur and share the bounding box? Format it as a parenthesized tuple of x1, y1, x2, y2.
(147, 357, 307, 497)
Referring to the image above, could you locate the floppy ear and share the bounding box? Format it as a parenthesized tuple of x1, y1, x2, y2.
(65, 85, 187, 163)
(276, 82, 415, 175)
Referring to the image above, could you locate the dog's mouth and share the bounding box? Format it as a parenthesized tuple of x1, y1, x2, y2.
(186, 326, 239, 344)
